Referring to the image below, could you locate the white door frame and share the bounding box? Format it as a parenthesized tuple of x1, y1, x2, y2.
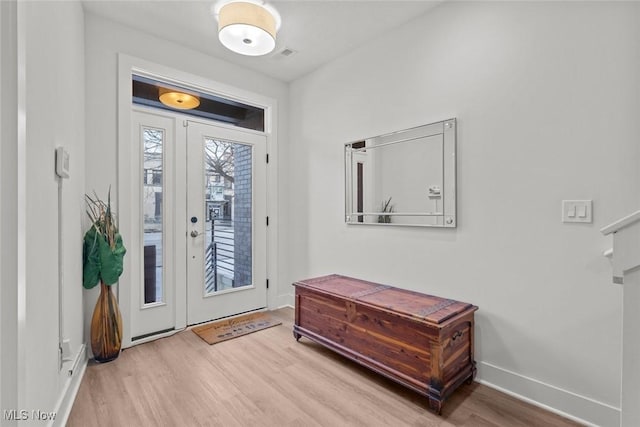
(117, 54, 279, 347)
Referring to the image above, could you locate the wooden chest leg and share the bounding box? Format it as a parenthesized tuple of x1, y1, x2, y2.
(427, 376, 444, 415)
(467, 315, 477, 384)
(293, 293, 302, 341)
(466, 361, 477, 384)
(429, 339, 445, 415)
(428, 394, 443, 415)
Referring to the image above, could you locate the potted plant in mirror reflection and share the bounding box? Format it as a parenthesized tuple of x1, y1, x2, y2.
(378, 197, 394, 224)
(83, 188, 127, 363)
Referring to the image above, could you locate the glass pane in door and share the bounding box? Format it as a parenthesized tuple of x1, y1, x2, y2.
(143, 127, 164, 304)
(203, 138, 252, 294)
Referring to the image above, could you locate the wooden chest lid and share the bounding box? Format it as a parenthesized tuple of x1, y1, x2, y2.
(293, 274, 476, 325)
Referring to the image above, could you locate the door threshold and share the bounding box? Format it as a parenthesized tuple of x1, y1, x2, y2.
(130, 327, 179, 347)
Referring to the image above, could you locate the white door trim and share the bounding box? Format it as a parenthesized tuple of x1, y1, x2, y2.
(117, 54, 279, 348)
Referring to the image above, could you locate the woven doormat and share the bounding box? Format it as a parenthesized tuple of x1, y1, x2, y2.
(192, 312, 282, 345)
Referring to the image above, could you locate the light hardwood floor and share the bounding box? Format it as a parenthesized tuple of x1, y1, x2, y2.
(68, 308, 582, 426)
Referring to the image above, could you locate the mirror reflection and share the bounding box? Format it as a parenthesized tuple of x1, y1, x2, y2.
(345, 119, 456, 227)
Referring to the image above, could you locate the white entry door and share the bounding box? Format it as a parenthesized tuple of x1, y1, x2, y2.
(130, 112, 268, 340)
(130, 111, 178, 339)
(186, 120, 268, 325)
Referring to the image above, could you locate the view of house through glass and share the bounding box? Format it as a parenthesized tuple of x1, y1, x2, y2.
(204, 137, 253, 294)
(143, 127, 164, 304)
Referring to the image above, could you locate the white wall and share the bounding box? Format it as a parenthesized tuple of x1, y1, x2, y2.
(0, 0, 86, 424)
(83, 12, 292, 337)
(0, 0, 19, 419)
(289, 2, 640, 425)
(22, 0, 86, 420)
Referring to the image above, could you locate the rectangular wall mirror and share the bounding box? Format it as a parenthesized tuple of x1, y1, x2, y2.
(345, 118, 457, 227)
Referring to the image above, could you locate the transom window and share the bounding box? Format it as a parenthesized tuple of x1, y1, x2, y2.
(132, 75, 265, 132)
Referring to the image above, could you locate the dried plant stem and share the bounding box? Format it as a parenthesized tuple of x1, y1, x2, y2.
(86, 187, 118, 249)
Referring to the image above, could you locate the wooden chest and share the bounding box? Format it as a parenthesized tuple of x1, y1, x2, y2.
(293, 274, 478, 413)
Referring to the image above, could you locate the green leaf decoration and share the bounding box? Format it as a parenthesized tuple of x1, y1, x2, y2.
(99, 232, 126, 285)
(83, 227, 101, 289)
(83, 188, 126, 289)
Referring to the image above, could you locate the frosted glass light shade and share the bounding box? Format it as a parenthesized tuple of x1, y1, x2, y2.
(218, 2, 276, 56)
(158, 88, 200, 110)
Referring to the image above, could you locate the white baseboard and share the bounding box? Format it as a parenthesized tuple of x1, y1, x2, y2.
(477, 361, 620, 427)
(51, 345, 88, 427)
(273, 292, 294, 309)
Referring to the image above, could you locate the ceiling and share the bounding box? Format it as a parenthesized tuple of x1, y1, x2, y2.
(81, 0, 441, 82)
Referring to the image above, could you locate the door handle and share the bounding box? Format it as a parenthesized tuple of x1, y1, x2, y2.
(190, 230, 199, 238)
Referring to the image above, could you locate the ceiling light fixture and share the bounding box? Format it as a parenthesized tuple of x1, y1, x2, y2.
(215, 1, 281, 56)
(158, 87, 200, 110)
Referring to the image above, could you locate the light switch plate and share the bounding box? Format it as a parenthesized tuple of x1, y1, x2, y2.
(562, 200, 592, 223)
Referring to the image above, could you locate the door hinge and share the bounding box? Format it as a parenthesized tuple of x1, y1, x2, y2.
(266, 216, 269, 226)
(266, 153, 269, 164)
(266, 279, 269, 289)
(183, 120, 188, 127)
